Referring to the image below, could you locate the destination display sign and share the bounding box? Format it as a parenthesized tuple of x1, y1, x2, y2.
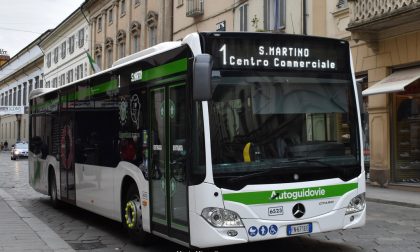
(203, 33, 349, 72)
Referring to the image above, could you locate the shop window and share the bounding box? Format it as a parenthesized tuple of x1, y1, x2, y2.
(394, 79, 420, 183)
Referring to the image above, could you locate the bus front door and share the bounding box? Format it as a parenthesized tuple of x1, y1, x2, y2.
(150, 83, 189, 243)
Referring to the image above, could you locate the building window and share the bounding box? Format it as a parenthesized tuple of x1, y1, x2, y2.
(35, 76, 40, 89)
(239, 4, 248, 31)
(121, 0, 126, 16)
(60, 74, 65, 86)
(117, 30, 126, 59)
(0, 93, 3, 106)
(130, 21, 141, 53)
(132, 34, 140, 53)
(17, 85, 22, 106)
(61, 41, 66, 59)
(105, 38, 114, 68)
(186, 0, 204, 17)
(264, 0, 286, 31)
(8, 90, 12, 106)
(22, 83, 27, 106)
(109, 8, 113, 24)
(69, 35, 75, 54)
(147, 12, 158, 47)
(46, 53, 51, 67)
(46, 81, 50, 88)
(54, 47, 59, 63)
(67, 69, 74, 83)
(28, 80, 33, 94)
(95, 44, 103, 70)
(76, 64, 84, 80)
(78, 28, 85, 48)
(98, 16, 102, 32)
(53, 78, 58, 88)
(13, 88, 16, 106)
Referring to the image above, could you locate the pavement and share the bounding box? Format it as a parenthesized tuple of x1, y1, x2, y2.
(0, 188, 74, 252)
(366, 184, 420, 208)
(0, 153, 419, 252)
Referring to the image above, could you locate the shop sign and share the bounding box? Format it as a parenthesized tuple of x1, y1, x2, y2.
(0, 106, 25, 115)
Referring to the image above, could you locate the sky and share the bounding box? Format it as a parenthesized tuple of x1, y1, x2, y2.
(0, 0, 85, 58)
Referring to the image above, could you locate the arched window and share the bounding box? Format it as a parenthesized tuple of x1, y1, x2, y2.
(95, 44, 103, 70)
(116, 30, 126, 59)
(105, 37, 114, 68)
(147, 11, 158, 47)
(130, 21, 141, 53)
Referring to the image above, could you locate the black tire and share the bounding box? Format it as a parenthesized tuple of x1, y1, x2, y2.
(123, 183, 151, 245)
(49, 171, 60, 208)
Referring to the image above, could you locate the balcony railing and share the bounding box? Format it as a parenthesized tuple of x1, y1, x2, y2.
(349, 0, 420, 27)
(186, 0, 204, 17)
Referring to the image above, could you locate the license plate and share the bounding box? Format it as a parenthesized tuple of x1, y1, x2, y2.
(287, 223, 312, 235)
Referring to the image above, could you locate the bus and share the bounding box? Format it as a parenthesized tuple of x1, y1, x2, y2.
(29, 32, 366, 248)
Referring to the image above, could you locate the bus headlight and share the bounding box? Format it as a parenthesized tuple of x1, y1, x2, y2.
(345, 193, 365, 215)
(14, 150, 20, 155)
(201, 208, 244, 227)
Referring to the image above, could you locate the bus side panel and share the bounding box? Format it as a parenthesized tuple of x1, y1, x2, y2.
(28, 154, 59, 196)
(75, 163, 115, 219)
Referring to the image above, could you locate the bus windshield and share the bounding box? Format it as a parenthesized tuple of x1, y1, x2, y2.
(208, 73, 361, 190)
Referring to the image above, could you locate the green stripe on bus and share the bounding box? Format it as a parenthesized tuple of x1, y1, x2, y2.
(89, 79, 118, 96)
(223, 183, 358, 205)
(140, 58, 187, 82)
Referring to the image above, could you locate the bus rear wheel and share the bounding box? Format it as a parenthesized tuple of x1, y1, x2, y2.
(123, 183, 150, 245)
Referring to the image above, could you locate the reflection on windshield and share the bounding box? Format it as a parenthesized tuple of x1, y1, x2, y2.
(208, 75, 360, 186)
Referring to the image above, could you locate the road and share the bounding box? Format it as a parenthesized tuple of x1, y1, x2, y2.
(0, 152, 419, 252)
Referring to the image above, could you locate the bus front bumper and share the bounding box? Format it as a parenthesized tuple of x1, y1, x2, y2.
(189, 207, 366, 248)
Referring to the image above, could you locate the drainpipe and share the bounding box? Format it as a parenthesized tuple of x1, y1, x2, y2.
(302, 0, 307, 35)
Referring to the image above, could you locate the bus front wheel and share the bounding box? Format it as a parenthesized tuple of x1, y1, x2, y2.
(123, 183, 150, 245)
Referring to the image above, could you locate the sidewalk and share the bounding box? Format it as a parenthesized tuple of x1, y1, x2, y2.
(0, 189, 74, 252)
(366, 183, 420, 208)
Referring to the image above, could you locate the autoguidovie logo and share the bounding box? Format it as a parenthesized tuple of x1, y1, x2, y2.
(270, 187, 326, 201)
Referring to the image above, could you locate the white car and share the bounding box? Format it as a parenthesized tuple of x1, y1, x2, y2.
(11, 142, 29, 160)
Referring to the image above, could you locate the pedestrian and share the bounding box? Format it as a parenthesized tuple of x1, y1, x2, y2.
(4, 140, 8, 151)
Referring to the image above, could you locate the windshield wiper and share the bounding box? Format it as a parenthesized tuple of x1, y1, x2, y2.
(274, 157, 332, 168)
(226, 158, 332, 184)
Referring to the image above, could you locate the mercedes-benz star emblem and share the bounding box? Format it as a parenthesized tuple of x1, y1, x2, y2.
(292, 203, 305, 218)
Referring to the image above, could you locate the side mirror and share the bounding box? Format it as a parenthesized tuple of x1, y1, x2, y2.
(193, 54, 213, 101)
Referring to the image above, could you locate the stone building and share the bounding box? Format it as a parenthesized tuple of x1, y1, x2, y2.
(347, 0, 420, 187)
(82, 0, 173, 72)
(173, 0, 309, 41)
(0, 32, 50, 146)
(39, 8, 90, 88)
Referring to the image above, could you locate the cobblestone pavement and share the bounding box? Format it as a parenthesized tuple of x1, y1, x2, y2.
(0, 152, 419, 252)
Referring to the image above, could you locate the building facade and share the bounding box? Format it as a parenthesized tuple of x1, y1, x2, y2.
(40, 8, 90, 88)
(348, 0, 420, 187)
(0, 32, 50, 146)
(83, 0, 173, 71)
(173, 0, 308, 41)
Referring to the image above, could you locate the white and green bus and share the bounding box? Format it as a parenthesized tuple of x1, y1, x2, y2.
(29, 32, 366, 248)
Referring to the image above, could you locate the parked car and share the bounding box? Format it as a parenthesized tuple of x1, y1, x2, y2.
(11, 142, 29, 160)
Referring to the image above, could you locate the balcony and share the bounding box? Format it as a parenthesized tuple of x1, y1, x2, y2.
(186, 0, 204, 17)
(347, 0, 420, 43)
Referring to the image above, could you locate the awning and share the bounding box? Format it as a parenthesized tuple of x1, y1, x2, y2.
(362, 67, 420, 96)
